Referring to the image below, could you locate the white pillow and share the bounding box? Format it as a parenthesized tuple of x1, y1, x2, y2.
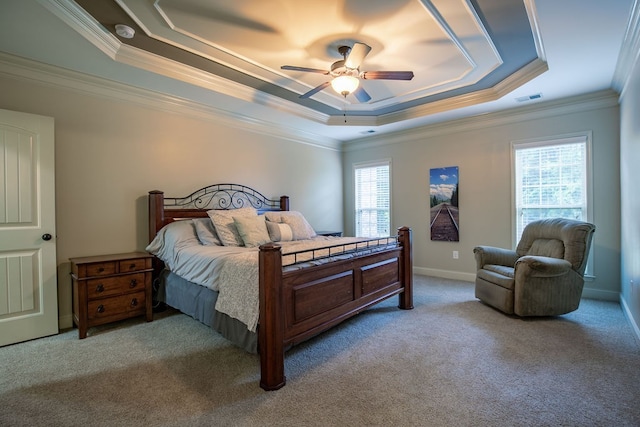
(145, 220, 200, 268)
(207, 207, 257, 246)
(192, 218, 221, 246)
(280, 211, 317, 240)
(264, 211, 316, 240)
(266, 221, 294, 242)
(264, 211, 282, 223)
(233, 215, 271, 248)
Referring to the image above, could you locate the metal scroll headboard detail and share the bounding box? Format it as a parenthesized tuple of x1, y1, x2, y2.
(164, 183, 282, 211)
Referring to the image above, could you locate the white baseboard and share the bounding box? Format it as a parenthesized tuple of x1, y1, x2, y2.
(414, 267, 475, 283)
(620, 296, 640, 345)
(582, 287, 619, 301)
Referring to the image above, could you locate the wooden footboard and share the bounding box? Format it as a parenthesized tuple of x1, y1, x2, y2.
(258, 227, 413, 390)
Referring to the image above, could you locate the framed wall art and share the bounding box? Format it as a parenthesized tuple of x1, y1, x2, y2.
(429, 166, 459, 241)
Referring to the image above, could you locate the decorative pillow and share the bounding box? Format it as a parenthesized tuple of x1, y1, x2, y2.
(280, 211, 317, 240)
(192, 218, 221, 246)
(264, 211, 282, 223)
(266, 221, 294, 242)
(233, 215, 271, 248)
(207, 207, 257, 246)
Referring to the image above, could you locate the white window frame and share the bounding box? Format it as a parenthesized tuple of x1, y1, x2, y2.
(511, 132, 594, 275)
(353, 159, 392, 238)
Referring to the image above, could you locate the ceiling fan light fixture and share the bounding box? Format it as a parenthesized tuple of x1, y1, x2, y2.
(331, 75, 359, 97)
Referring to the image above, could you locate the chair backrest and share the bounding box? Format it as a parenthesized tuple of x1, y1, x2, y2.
(516, 218, 596, 274)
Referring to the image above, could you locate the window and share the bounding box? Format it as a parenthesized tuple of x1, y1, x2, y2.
(354, 161, 391, 237)
(513, 133, 592, 242)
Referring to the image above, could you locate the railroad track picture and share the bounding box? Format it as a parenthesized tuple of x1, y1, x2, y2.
(429, 166, 459, 242)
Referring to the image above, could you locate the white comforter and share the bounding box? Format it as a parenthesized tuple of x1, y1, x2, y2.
(149, 234, 394, 332)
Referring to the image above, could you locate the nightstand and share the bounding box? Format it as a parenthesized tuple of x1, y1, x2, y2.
(316, 231, 343, 237)
(70, 252, 153, 339)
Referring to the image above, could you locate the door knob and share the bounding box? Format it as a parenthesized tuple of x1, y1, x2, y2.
(42, 233, 52, 241)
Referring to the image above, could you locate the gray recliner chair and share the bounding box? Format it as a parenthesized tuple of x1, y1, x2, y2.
(473, 218, 596, 316)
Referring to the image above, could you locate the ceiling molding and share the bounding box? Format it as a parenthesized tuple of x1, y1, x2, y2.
(342, 89, 620, 151)
(37, 0, 120, 60)
(0, 51, 342, 151)
(613, 0, 640, 96)
(523, 0, 547, 62)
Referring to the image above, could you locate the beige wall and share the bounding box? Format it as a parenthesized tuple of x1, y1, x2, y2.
(0, 75, 343, 329)
(619, 49, 640, 336)
(343, 92, 621, 300)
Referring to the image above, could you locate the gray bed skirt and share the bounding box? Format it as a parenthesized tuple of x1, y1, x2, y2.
(156, 269, 258, 353)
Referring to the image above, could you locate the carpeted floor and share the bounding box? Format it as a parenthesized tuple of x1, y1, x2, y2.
(1, 275, 639, 426)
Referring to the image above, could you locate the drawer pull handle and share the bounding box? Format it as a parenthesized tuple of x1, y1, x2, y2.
(130, 298, 138, 307)
(97, 267, 104, 273)
(128, 263, 136, 270)
(129, 279, 138, 288)
(96, 304, 105, 313)
(96, 284, 104, 293)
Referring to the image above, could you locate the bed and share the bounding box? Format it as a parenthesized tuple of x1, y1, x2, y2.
(147, 183, 413, 390)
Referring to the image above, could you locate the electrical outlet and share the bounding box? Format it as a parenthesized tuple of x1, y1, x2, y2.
(453, 250, 459, 259)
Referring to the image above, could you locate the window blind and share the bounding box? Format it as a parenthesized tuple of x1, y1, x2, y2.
(355, 162, 390, 237)
(514, 138, 588, 240)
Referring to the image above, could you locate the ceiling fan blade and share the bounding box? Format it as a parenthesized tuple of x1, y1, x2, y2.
(353, 86, 371, 103)
(281, 65, 329, 74)
(299, 81, 331, 99)
(344, 42, 372, 69)
(361, 71, 415, 80)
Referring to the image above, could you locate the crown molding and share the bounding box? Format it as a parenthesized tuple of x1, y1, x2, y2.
(523, 0, 547, 62)
(613, 0, 640, 96)
(342, 89, 619, 151)
(0, 52, 342, 151)
(37, 0, 120, 59)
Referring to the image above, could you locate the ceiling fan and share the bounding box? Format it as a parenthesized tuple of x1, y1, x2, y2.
(281, 42, 414, 102)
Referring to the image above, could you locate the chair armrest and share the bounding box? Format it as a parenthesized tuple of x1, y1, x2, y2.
(515, 255, 572, 278)
(473, 246, 519, 269)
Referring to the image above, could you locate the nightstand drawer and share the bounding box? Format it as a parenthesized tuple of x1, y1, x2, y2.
(119, 258, 149, 272)
(87, 291, 146, 320)
(85, 262, 117, 277)
(86, 273, 146, 299)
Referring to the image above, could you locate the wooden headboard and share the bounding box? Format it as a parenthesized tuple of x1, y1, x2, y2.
(148, 183, 289, 243)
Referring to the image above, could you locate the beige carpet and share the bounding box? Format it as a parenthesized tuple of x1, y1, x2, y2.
(1, 275, 639, 426)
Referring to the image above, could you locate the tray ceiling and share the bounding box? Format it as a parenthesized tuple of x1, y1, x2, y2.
(73, 0, 546, 127)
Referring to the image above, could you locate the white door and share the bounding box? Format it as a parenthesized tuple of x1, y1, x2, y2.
(0, 109, 57, 346)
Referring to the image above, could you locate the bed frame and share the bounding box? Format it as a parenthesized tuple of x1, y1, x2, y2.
(148, 184, 413, 390)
